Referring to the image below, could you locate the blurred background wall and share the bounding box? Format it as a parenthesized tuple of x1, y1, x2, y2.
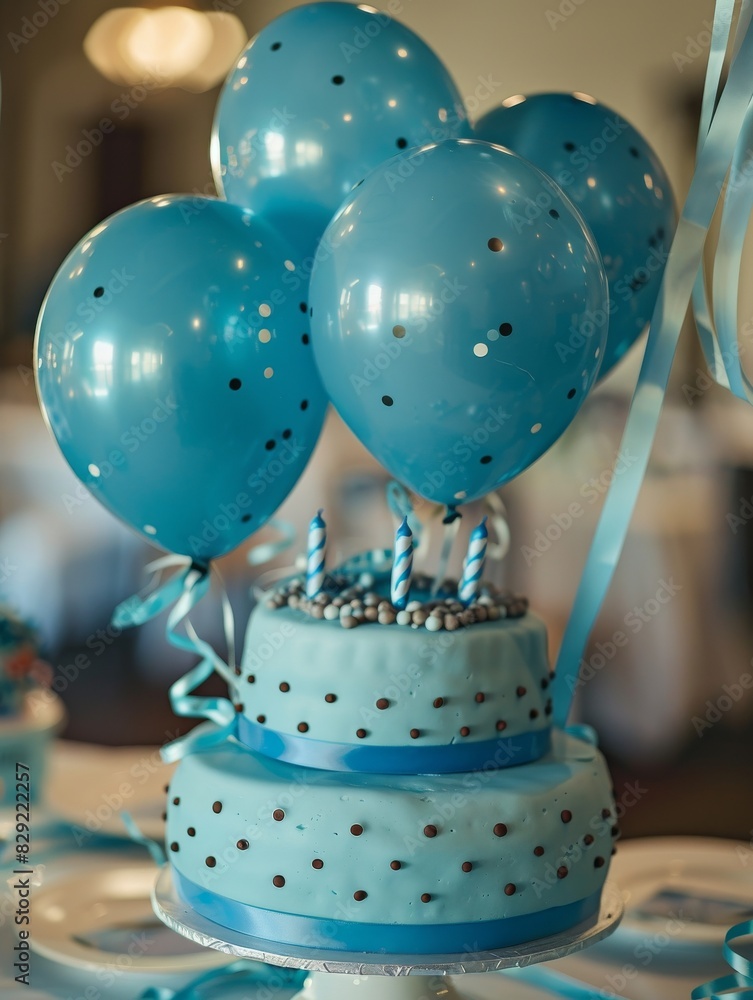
(0, 0, 752, 838)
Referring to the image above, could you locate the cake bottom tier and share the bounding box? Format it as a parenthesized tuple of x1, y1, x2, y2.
(166, 730, 616, 954)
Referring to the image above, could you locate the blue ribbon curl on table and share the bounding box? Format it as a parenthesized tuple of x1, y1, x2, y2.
(139, 961, 304, 1000)
(692, 919, 753, 999)
(552, 0, 753, 726)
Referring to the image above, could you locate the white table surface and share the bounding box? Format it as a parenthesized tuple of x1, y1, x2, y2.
(0, 741, 739, 998)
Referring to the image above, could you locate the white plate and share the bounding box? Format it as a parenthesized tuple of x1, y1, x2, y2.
(30, 856, 228, 981)
(608, 836, 753, 950)
(46, 741, 174, 842)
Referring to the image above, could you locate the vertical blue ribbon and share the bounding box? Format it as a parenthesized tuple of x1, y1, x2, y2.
(553, 0, 753, 725)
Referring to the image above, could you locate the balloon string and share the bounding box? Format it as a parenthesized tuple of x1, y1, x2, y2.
(120, 810, 166, 868)
(246, 517, 297, 567)
(553, 0, 753, 725)
(484, 492, 511, 562)
(432, 516, 461, 595)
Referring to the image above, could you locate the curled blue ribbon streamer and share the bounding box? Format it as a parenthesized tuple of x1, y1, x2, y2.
(510, 965, 628, 999)
(693, 919, 753, 999)
(553, 0, 753, 726)
(138, 960, 303, 1000)
(112, 560, 238, 763)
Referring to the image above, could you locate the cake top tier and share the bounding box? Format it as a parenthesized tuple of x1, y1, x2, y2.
(236, 569, 552, 775)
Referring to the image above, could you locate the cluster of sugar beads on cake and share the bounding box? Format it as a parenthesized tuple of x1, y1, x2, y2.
(266, 572, 528, 630)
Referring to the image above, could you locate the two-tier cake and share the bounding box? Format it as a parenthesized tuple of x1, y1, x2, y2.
(164, 564, 616, 953)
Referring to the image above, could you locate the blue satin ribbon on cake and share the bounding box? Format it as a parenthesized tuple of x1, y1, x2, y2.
(553, 0, 753, 726)
(173, 869, 600, 955)
(234, 716, 550, 773)
(692, 919, 753, 999)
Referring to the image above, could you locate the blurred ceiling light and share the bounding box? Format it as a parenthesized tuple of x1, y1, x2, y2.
(84, 7, 247, 92)
(124, 7, 213, 83)
(84, 9, 147, 86)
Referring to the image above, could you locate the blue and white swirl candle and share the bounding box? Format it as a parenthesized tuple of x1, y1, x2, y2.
(390, 516, 413, 610)
(306, 509, 327, 598)
(459, 516, 488, 606)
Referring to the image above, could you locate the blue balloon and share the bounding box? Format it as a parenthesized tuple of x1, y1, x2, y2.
(212, 1, 471, 260)
(475, 93, 675, 378)
(310, 139, 608, 509)
(35, 195, 327, 560)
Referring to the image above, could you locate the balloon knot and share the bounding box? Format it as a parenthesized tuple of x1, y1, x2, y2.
(443, 505, 462, 525)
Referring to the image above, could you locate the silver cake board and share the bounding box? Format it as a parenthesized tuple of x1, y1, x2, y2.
(152, 867, 623, 999)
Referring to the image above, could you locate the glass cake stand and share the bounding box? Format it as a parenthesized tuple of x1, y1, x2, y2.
(152, 867, 623, 1000)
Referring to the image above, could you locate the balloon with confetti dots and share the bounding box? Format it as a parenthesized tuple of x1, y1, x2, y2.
(475, 92, 675, 378)
(35, 195, 327, 560)
(212, 1, 471, 260)
(310, 138, 608, 511)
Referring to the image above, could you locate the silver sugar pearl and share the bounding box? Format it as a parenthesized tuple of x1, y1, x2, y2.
(396, 610, 412, 626)
(339, 604, 353, 618)
(406, 600, 422, 612)
(324, 605, 340, 621)
(425, 615, 443, 631)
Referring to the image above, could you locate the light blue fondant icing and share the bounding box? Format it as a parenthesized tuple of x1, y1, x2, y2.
(166, 730, 615, 945)
(239, 604, 552, 761)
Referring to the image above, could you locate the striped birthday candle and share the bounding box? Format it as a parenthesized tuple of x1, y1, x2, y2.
(390, 516, 413, 610)
(305, 509, 327, 598)
(459, 516, 488, 606)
